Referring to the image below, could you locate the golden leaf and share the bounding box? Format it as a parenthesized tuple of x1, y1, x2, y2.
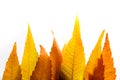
(60, 16, 85, 80)
(84, 30, 105, 80)
(2, 43, 21, 80)
(21, 25, 38, 80)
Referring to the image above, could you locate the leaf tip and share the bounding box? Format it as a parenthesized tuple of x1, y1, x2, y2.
(28, 24, 31, 33)
(105, 33, 108, 40)
(104, 33, 110, 48)
(11, 42, 17, 55)
(14, 42, 17, 49)
(51, 30, 55, 39)
(97, 29, 105, 44)
(73, 16, 80, 38)
(40, 45, 45, 54)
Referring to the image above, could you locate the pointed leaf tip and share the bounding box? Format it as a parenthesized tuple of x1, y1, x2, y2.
(10, 42, 17, 57)
(105, 33, 108, 41)
(73, 16, 80, 38)
(12, 42, 17, 55)
(40, 45, 46, 55)
(51, 30, 55, 38)
(14, 42, 16, 46)
(101, 30, 105, 37)
(28, 24, 32, 34)
(96, 30, 105, 47)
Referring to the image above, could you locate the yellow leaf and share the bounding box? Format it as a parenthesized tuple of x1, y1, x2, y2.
(31, 45, 50, 80)
(21, 25, 38, 80)
(2, 42, 21, 80)
(60, 16, 85, 80)
(102, 33, 116, 80)
(84, 30, 105, 80)
(50, 38, 62, 80)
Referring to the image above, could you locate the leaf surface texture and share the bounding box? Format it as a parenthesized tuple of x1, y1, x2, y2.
(60, 17, 85, 80)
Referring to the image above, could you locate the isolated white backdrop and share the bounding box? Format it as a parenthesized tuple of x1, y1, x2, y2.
(0, 0, 120, 79)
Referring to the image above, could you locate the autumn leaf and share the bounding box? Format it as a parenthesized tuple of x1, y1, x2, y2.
(2, 42, 21, 80)
(60, 16, 85, 80)
(1, 17, 117, 80)
(30, 45, 50, 80)
(88, 55, 104, 80)
(101, 33, 116, 80)
(87, 33, 116, 80)
(21, 25, 38, 80)
(84, 30, 105, 80)
(50, 37, 62, 80)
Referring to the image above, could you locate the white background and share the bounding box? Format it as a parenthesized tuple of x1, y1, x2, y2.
(0, 0, 120, 79)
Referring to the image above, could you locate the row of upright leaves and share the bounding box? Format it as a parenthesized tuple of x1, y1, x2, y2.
(2, 16, 116, 80)
(2, 24, 62, 80)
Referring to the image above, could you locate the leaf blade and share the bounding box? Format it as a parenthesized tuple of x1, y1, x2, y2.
(102, 33, 116, 80)
(2, 43, 21, 80)
(50, 38, 62, 80)
(60, 16, 85, 80)
(84, 30, 105, 80)
(30, 45, 50, 80)
(21, 25, 38, 80)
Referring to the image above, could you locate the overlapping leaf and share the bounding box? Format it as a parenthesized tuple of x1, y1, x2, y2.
(1, 17, 117, 80)
(21, 25, 38, 80)
(84, 30, 105, 80)
(60, 16, 85, 80)
(2, 43, 21, 80)
(87, 33, 116, 80)
(30, 45, 50, 80)
(102, 33, 116, 80)
(50, 38, 62, 80)
(88, 55, 104, 80)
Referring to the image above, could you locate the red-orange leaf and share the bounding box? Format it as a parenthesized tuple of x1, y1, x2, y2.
(88, 55, 104, 80)
(2, 42, 21, 80)
(102, 33, 116, 80)
(30, 45, 50, 80)
(88, 33, 116, 80)
(50, 38, 62, 80)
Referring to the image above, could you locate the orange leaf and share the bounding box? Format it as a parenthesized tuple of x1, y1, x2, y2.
(30, 45, 50, 80)
(2, 43, 21, 80)
(50, 38, 62, 80)
(102, 33, 116, 80)
(88, 33, 116, 80)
